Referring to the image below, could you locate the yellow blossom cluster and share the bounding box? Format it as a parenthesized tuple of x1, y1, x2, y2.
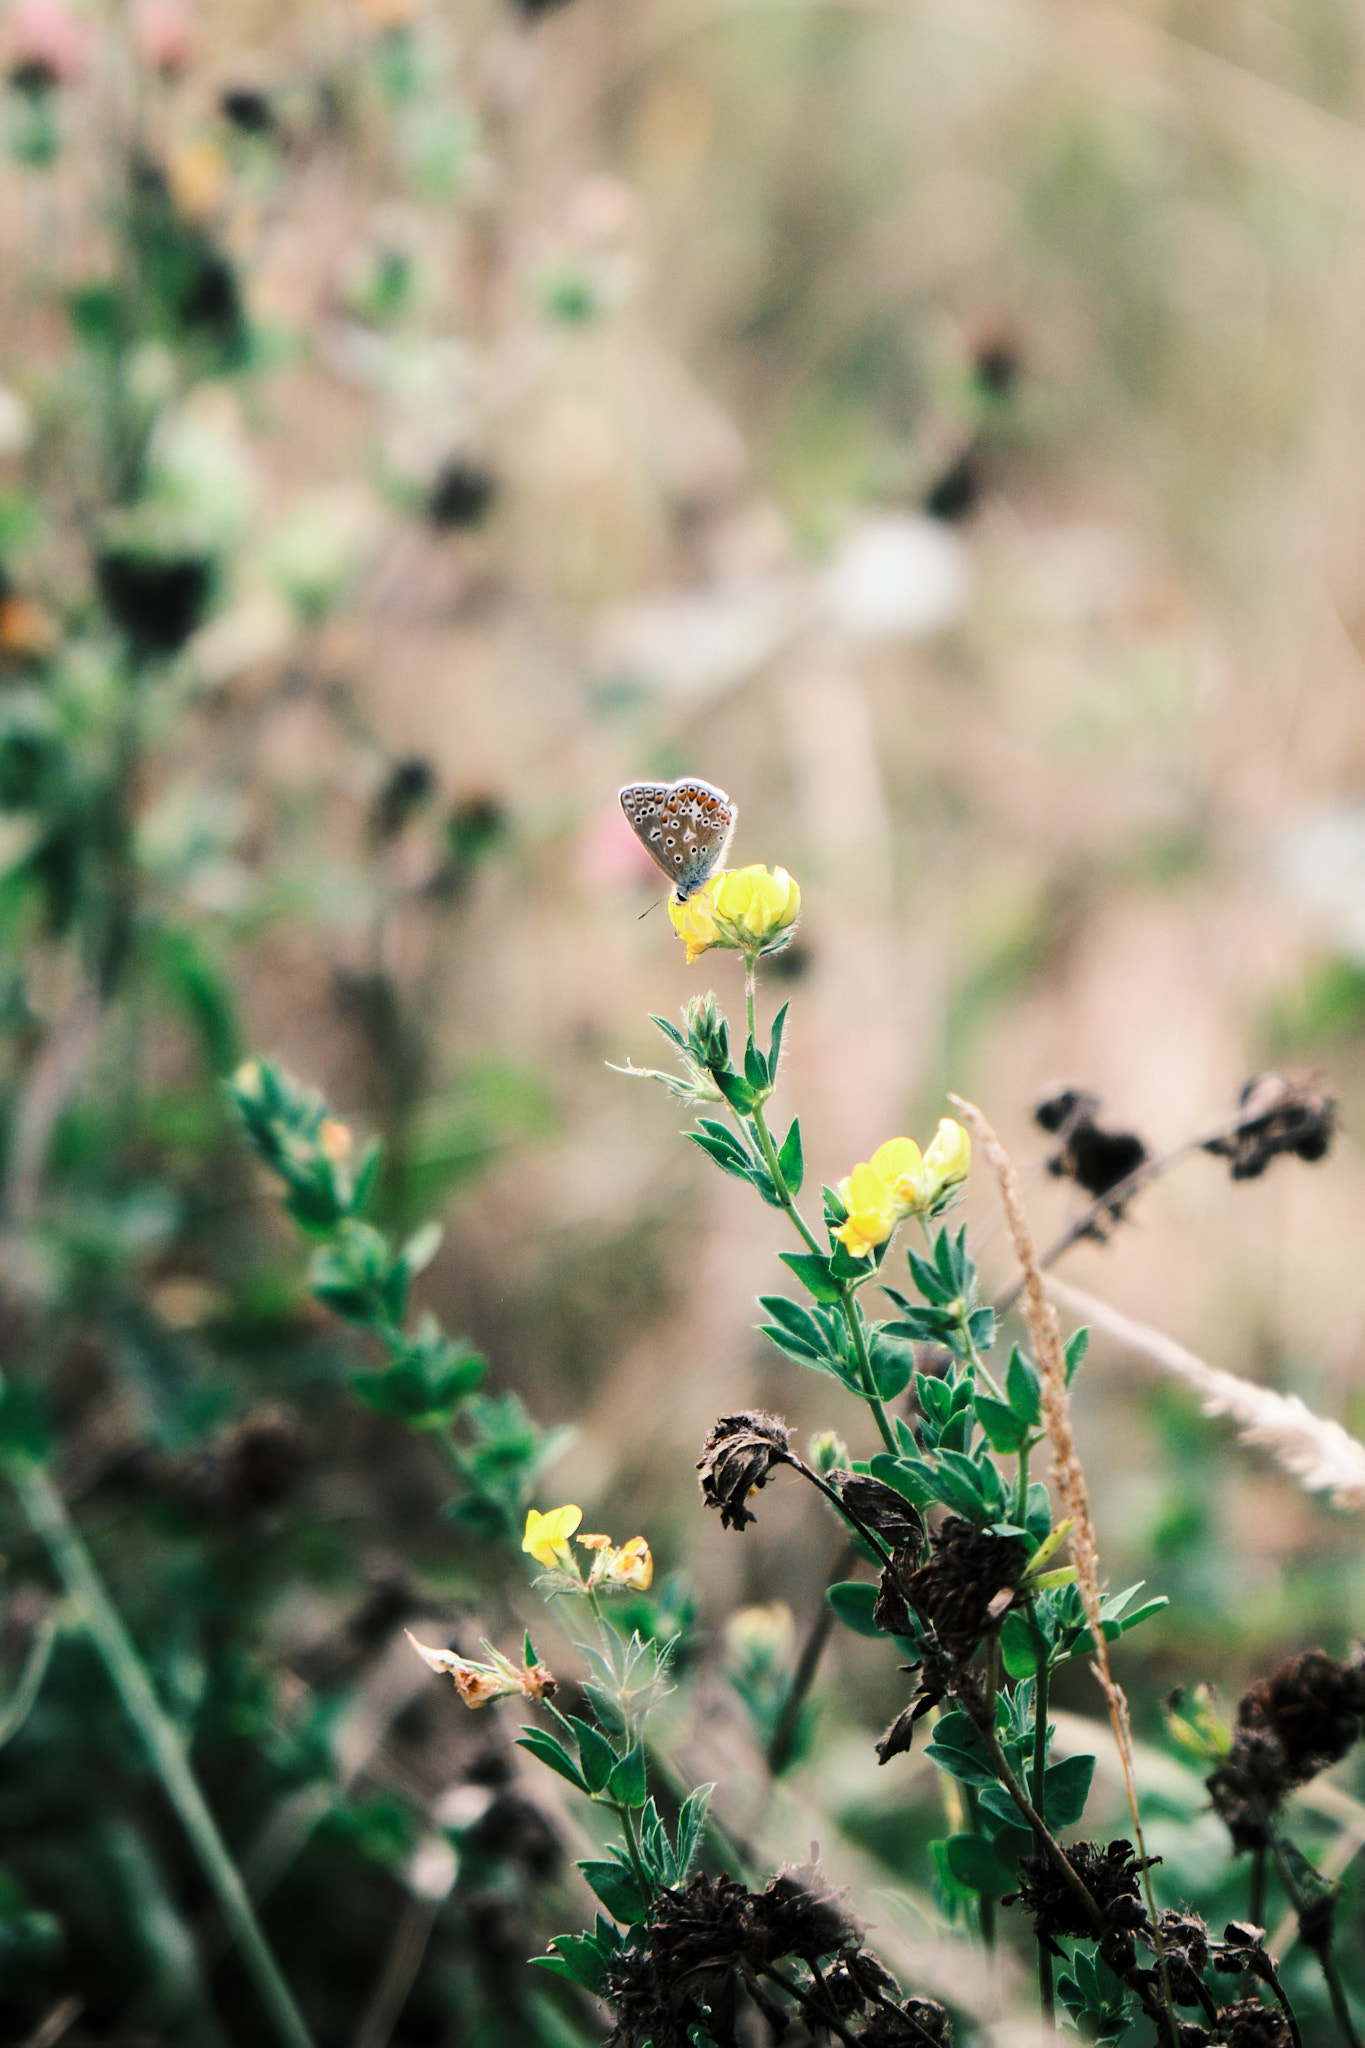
(522, 1505, 653, 1590)
(833, 1119, 972, 1260)
(668, 865, 800, 966)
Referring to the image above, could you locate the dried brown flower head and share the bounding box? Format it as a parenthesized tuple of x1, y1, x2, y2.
(1214, 1998, 1292, 2048)
(863, 2002, 954, 2048)
(903, 1517, 1027, 1662)
(1159, 1910, 1211, 2005)
(182, 1405, 309, 1520)
(1205, 1073, 1336, 1182)
(1036, 1085, 1148, 1214)
(697, 1411, 792, 1531)
(1208, 1648, 1365, 1849)
(1007, 1838, 1153, 1956)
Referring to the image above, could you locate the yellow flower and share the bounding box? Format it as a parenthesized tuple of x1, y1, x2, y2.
(667, 865, 800, 965)
(522, 1503, 582, 1567)
(834, 1159, 901, 1259)
(667, 886, 722, 965)
(921, 1117, 971, 1200)
(833, 1119, 972, 1259)
(606, 1536, 653, 1591)
(576, 1529, 654, 1590)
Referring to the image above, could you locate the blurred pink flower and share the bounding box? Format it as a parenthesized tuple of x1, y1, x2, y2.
(6, 0, 94, 87)
(134, 0, 193, 76)
(580, 801, 657, 889)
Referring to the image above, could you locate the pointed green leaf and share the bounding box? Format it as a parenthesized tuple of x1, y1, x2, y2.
(826, 1581, 882, 1637)
(1006, 1345, 1042, 1426)
(607, 1741, 648, 1809)
(516, 1729, 588, 1792)
(779, 1251, 842, 1305)
(777, 1115, 803, 1193)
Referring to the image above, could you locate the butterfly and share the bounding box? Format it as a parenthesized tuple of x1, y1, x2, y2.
(619, 777, 737, 900)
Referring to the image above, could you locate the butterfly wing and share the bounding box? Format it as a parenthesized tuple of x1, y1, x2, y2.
(620, 778, 736, 897)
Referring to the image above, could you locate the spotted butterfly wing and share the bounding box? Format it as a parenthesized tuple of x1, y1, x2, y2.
(619, 778, 737, 900)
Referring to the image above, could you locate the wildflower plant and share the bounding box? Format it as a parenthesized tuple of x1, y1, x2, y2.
(222, 814, 1365, 2047)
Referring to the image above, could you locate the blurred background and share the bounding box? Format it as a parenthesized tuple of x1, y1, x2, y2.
(5, 0, 1365, 2037)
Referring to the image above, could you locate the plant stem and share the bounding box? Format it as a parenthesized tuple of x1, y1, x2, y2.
(1265, 1826, 1360, 2048)
(1249, 1844, 1266, 1927)
(748, 1093, 823, 1255)
(767, 1576, 839, 1777)
(788, 1459, 898, 1573)
(836, 1287, 897, 1454)
(1028, 1618, 1054, 2024)
(6, 1460, 316, 2048)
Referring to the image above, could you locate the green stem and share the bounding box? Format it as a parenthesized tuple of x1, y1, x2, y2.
(1028, 1619, 1054, 2024)
(749, 1094, 823, 1254)
(836, 1287, 897, 1455)
(6, 1460, 315, 2048)
(1014, 1440, 1032, 1531)
(1248, 1844, 1266, 1927)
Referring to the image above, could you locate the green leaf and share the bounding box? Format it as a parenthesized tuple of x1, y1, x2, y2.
(974, 1393, 1028, 1454)
(516, 1729, 587, 1792)
(944, 1832, 1017, 1897)
(759, 1295, 828, 1354)
(714, 1068, 757, 1114)
(1006, 1345, 1042, 1426)
(569, 1717, 615, 1795)
(931, 1452, 993, 1522)
(868, 1328, 915, 1401)
(929, 1838, 976, 1905)
(826, 1581, 882, 1637)
(768, 1002, 789, 1078)
(778, 1251, 842, 1305)
(1042, 1753, 1095, 1828)
(690, 1131, 756, 1183)
(777, 1115, 803, 1193)
(578, 1858, 650, 1926)
(999, 1611, 1042, 1680)
(967, 1306, 996, 1352)
(1064, 1327, 1089, 1384)
(1024, 1481, 1053, 1546)
(607, 1741, 648, 1808)
(906, 1248, 954, 1305)
(868, 1452, 941, 1508)
(533, 1933, 611, 1995)
(829, 1238, 872, 1285)
(923, 1738, 998, 1790)
(399, 1220, 443, 1279)
(674, 1784, 713, 1880)
(744, 1039, 768, 1091)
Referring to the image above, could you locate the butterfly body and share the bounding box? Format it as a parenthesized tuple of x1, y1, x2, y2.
(619, 777, 737, 900)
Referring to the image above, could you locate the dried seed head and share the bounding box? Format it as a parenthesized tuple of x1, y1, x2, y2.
(1006, 1839, 1153, 1954)
(1208, 1648, 1365, 1848)
(1214, 1998, 1293, 2048)
(1205, 1073, 1336, 1182)
(1159, 1910, 1212, 2005)
(697, 1411, 792, 1531)
(902, 1517, 1027, 1662)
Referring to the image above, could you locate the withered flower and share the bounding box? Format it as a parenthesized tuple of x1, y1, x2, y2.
(1159, 1911, 1211, 2005)
(862, 2001, 953, 2048)
(1214, 1999, 1293, 2048)
(1036, 1085, 1148, 1214)
(697, 1412, 792, 1531)
(1007, 1839, 1153, 1957)
(1205, 1073, 1336, 1182)
(1208, 1648, 1365, 1850)
(838, 1475, 926, 1556)
(902, 1518, 1028, 1662)
(756, 1863, 856, 1965)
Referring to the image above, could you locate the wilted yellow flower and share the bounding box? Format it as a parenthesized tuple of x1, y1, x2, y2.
(668, 865, 800, 965)
(576, 1529, 653, 1590)
(406, 1631, 558, 1708)
(606, 1535, 653, 1590)
(522, 1503, 582, 1567)
(833, 1120, 971, 1259)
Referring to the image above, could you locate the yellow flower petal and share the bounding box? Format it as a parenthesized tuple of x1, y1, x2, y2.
(522, 1503, 583, 1567)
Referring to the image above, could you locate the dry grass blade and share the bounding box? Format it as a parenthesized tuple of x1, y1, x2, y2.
(950, 1096, 1174, 2022)
(1044, 1273, 1365, 1511)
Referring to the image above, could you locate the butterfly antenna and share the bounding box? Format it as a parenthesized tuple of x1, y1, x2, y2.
(637, 898, 662, 922)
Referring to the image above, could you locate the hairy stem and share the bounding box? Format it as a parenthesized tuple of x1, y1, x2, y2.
(6, 1460, 315, 2048)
